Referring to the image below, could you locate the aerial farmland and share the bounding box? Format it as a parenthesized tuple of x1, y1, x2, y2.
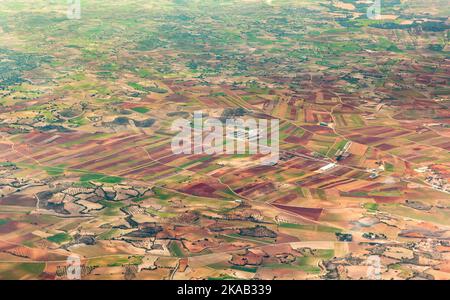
(0, 0, 449, 281)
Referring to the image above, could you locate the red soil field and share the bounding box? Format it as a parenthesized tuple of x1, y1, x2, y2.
(235, 182, 276, 196)
(272, 204, 323, 221)
(0, 194, 36, 207)
(182, 183, 217, 197)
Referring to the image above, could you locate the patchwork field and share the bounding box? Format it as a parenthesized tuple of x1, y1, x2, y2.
(0, 0, 449, 280)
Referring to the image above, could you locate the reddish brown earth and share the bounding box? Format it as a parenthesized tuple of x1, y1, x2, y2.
(272, 204, 323, 221)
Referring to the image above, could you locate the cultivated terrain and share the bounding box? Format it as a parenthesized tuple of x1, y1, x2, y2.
(0, 0, 449, 279)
